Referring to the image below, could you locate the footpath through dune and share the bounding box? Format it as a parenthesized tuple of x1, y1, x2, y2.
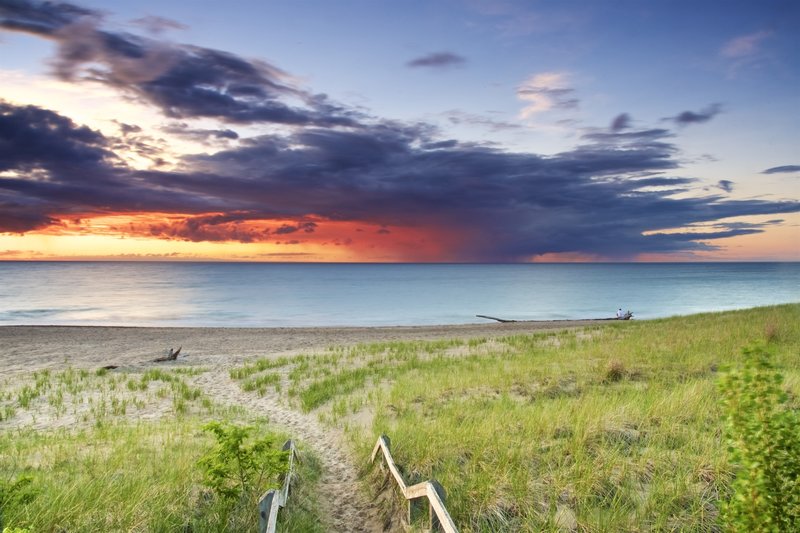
(191, 367, 388, 533)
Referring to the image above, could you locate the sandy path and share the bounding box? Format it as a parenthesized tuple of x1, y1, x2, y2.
(191, 368, 384, 532)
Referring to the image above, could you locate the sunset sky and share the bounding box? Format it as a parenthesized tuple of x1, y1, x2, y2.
(1, 0, 798, 262)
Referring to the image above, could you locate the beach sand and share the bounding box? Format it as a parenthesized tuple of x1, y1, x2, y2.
(0, 320, 607, 532)
(0, 320, 606, 376)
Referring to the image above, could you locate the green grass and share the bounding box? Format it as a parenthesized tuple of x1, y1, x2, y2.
(230, 356, 291, 380)
(0, 418, 306, 532)
(5, 304, 795, 532)
(0, 364, 326, 532)
(227, 303, 799, 532)
(369, 305, 800, 532)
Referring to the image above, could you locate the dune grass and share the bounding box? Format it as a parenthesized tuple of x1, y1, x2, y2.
(5, 304, 795, 531)
(0, 366, 323, 532)
(370, 305, 799, 531)
(228, 304, 799, 532)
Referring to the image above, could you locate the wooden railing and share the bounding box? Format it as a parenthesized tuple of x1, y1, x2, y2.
(258, 440, 298, 533)
(370, 435, 458, 533)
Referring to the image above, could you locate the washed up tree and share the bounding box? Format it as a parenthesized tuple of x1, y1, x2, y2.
(153, 347, 181, 363)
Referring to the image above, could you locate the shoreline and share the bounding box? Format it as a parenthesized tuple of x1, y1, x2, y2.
(0, 320, 610, 376)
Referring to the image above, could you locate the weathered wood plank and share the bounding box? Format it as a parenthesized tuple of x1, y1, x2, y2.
(404, 482, 429, 499)
(428, 481, 457, 533)
(371, 435, 408, 492)
(258, 439, 298, 533)
(370, 435, 459, 532)
(258, 490, 276, 533)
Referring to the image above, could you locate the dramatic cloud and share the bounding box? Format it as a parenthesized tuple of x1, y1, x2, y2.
(4, 99, 798, 260)
(0, 100, 112, 173)
(763, 165, 800, 174)
(0, 100, 219, 231)
(0, 0, 359, 127)
(1, 1, 798, 261)
(406, 52, 466, 69)
(517, 72, 578, 118)
(666, 104, 722, 126)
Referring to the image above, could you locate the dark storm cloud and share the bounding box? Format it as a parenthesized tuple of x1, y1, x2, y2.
(1, 99, 799, 259)
(2, 1, 798, 260)
(171, 121, 799, 260)
(0, 100, 112, 174)
(407, 52, 466, 68)
(763, 165, 800, 174)
(0, 101, 221, 231)
(0, 0, 359, 127)
(667, 103, 722, 126)
(0, 0, 93, 34)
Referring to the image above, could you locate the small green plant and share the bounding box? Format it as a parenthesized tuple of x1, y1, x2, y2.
(718, 344, 800, 531)
(198, 422, 288, 500)
(242, 373, 281, 396)
(0, 475, 38, 529)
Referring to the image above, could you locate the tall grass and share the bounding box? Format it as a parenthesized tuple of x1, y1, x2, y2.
(1, 420, 209, 531)
(0, 418, 311, 531)
(227, 304, 799, 531)
(367, 305, 800, 531)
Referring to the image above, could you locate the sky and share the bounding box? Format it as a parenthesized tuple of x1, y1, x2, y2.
(0, 0, 798, 262)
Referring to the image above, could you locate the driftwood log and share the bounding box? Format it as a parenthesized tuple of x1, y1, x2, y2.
(477, 313, 634, 323)
(153, 346, 181, 363)
(475, 314, 519, 323)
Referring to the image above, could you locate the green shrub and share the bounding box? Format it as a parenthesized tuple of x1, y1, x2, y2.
(718, 344, 800, 532)
(198, 422, 288, 500)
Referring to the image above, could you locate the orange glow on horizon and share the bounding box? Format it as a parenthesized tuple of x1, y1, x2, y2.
(0, 212, 459, 262)
(1, 212, 797, 263)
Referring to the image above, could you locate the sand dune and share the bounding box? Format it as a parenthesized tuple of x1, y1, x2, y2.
(0, 320, 605, 531)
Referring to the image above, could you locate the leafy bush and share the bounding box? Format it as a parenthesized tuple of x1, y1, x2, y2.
(718, 344, 800, 531)
(198, 422, 288, 501)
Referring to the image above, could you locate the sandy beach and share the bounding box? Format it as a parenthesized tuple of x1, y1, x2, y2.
(0, 319, 608, 532)
(0, 320, 607, 376)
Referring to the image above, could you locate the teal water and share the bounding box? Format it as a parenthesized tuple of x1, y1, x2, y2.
(0, 262, 797, 327)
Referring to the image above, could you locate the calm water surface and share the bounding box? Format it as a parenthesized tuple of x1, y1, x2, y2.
(0, 262, 797, 327)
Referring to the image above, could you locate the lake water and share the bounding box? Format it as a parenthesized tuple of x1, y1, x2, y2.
(0, 262, 797, 327)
